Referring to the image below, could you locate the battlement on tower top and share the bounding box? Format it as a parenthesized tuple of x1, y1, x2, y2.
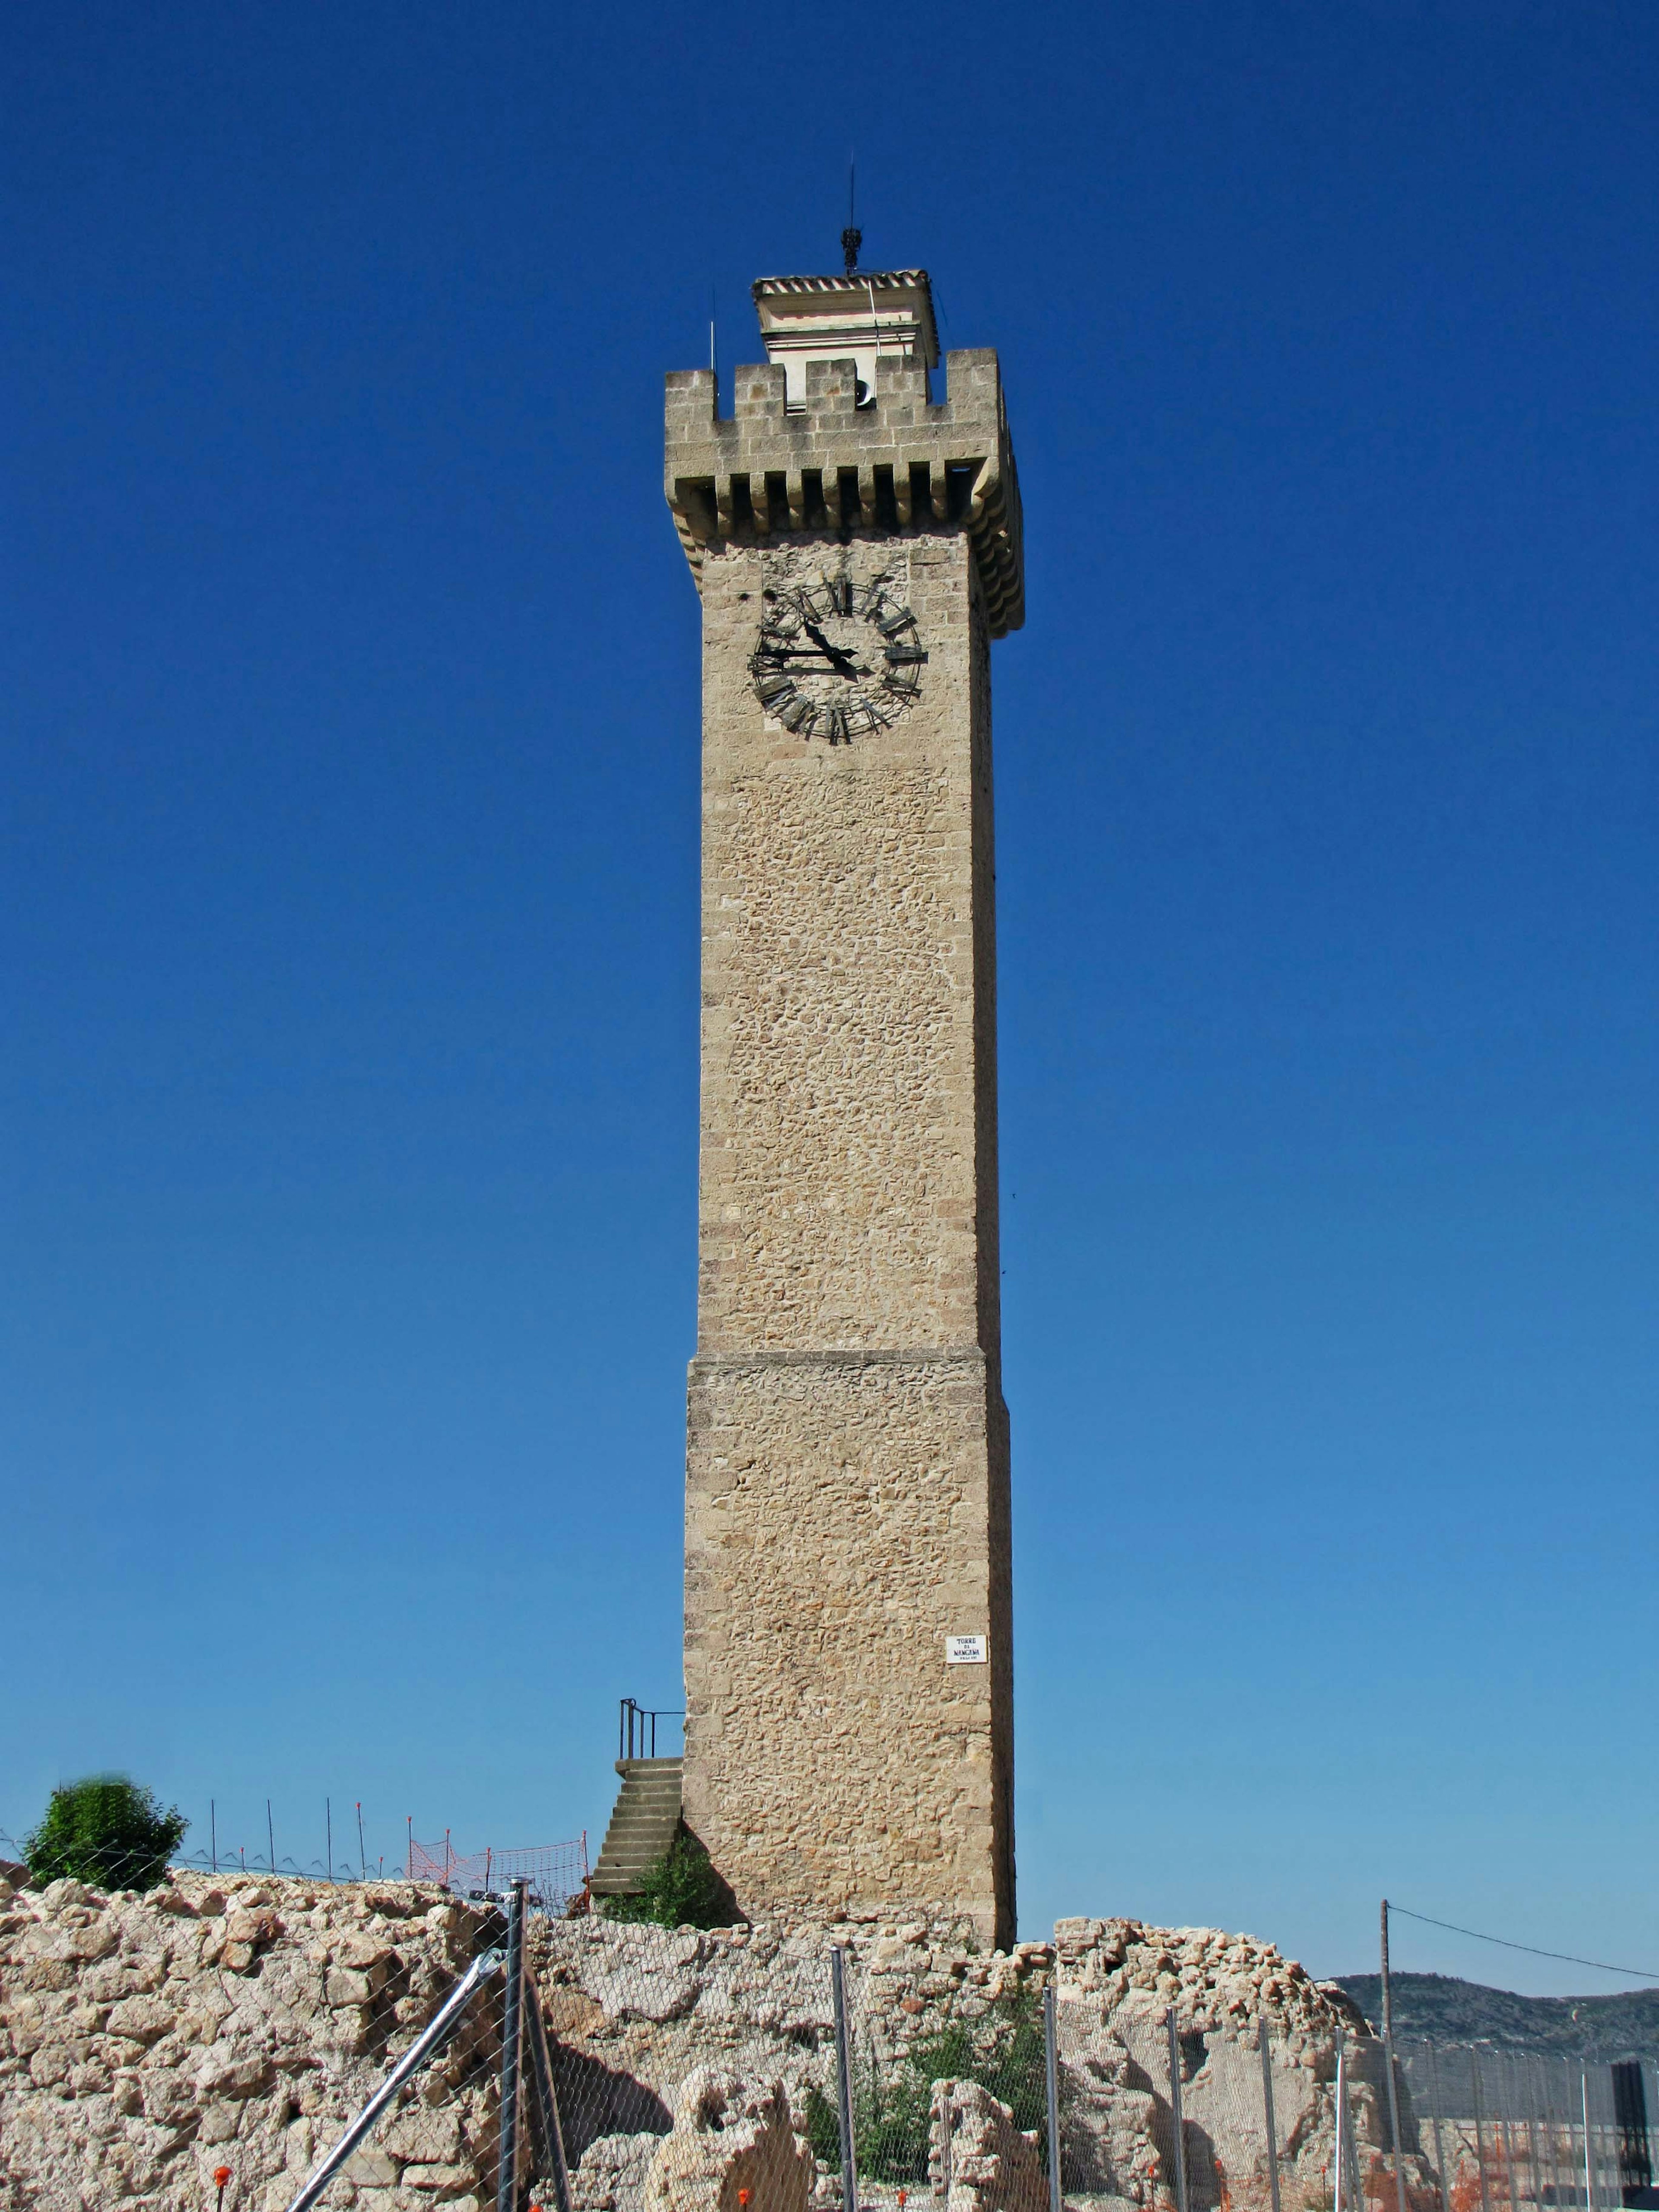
(664, 341, 1023, 638)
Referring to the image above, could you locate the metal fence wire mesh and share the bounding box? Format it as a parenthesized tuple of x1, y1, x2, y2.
(832, 1944, 1052, 2187)
(1393, 2044, 1659, 2212)
(1048, 1990, 1658, 2212)
(5, 1856, 1659, 2212)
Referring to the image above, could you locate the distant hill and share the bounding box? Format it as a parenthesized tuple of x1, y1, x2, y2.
(1334, 1973, 1659, 2060)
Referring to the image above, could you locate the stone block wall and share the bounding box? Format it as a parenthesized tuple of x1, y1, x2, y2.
(691, 534, 996, 1355)
(681, 518, 1014, 1943)
(683, 1348, 1010, 1937)
(0, 1867, 501, 2212)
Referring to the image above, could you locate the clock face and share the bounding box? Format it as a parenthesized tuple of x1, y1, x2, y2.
(749, 575, 927, 743)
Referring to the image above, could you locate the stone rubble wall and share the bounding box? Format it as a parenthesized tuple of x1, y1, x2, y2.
(1050, 1920, 1437, 2212)
(537, 1912, 1421, 2212)
(532, 1908, 1041, 2201)
(0, 1873, 1427, 2212)
(0, 1867, 503, 2212)
(640, 2068, 816, 2212)
(930, 2079, 1047, 2212)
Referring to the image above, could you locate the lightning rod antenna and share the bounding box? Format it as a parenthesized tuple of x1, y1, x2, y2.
(842, 156, 861, 275)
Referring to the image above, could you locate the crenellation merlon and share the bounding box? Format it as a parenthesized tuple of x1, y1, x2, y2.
(664, 348, 1023, 638)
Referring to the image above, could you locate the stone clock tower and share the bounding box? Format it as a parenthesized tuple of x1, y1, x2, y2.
(665, 266, 1023, 1946)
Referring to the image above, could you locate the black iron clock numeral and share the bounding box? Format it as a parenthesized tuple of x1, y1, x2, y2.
(752, 580, 923, 737)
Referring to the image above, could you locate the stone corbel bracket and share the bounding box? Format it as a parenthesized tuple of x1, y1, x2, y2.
(664, 350, 1024, 639)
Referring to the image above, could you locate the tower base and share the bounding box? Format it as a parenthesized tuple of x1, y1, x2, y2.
(682, 1346, 1014, 1949)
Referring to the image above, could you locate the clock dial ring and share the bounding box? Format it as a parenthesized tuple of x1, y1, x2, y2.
(749, 575, 927, 743)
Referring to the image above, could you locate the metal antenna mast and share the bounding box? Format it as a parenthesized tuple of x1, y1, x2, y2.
(842, 156, 861, 273)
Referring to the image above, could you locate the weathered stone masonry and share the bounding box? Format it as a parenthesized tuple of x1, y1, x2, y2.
(669, 286, 1024, 1946)
(0, 1865, 1422, 2212)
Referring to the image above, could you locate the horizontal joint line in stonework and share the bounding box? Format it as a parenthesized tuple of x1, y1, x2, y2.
(689, 1344, 992, 1373)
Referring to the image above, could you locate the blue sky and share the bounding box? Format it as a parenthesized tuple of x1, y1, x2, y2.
(4, 0, 1656, 1990)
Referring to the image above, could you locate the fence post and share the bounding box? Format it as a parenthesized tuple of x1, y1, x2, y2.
(1428, 2044, 1450, 2212)
(1526, 2057, 1547, 2212)
(1582, 2074, 1594, 2212)
(1573, 2059, 1587, 2212)
(1335, 2034, 1348, 2212)
(1382, 1905, 1409, 2212)
(523, 1938, 573, 2212)
(1474, 2052, 1493, 2212)
(1557, 2053, 1575, 2212)
(1342, 2042, 1365, 2212)
(497, 1878, 527, 2212)
(1505, 2113, 1522, 2212)
(1167, 2008, 1190, 2212)
(1383, 2039, 1409, 2212)
(1499, 2059, 1522, 2212)
(832, 1945, 858, 2212)
(1044, 1983, 1062, 2212)
(1261, 2024, 1283, 2212)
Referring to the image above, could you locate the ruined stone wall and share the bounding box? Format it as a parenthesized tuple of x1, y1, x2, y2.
(0, 1866, 508, 2211)
(538, 1911, 1413, 2212)
(683, 521, 1013, 1945)
(1050, 1920, 1433, 2212)
(0, 1868, 1417, 2212)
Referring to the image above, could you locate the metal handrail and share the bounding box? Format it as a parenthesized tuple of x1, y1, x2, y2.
(618, 1697, 685, 1761)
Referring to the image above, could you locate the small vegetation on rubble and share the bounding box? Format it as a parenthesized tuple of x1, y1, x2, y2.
(598, 1828, 726, 1928)
(805, 1984, 1049, 2182)
(22, 1774, 187, 1892)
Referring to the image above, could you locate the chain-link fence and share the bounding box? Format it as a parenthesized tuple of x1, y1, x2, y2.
(1395, 2044, 1659, 2212)
(1048, 2008, 1659, 2212)
(5, 1859, 1659, 2212)
(0, 1820, 589, 1901)
(0, 1846, 534, 2209)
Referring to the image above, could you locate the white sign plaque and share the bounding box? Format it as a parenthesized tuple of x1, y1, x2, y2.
(945, 1634, 988, 1665)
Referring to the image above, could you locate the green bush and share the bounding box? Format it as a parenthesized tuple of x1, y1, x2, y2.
(807, 1986, 1049, 2183)
(598, 1829, 727, 1929)
(22, 1775, 187, 1893)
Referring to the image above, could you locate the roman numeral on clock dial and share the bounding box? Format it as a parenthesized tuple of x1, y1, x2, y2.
(749, 578, 927, 741)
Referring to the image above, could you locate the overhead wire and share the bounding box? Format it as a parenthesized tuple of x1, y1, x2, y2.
(1389, 1904, 1659, 1984)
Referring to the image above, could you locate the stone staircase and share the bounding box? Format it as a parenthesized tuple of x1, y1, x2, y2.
(589, 1757, 684, 1897)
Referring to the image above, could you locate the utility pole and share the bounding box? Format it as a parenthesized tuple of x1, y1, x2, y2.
(1382, 1902, 1408, 2212)
(1381, 1899, 1392, 2042)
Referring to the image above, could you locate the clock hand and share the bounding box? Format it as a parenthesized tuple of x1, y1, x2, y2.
(798, 619, 866, 680)
(760, 647, 874, 674)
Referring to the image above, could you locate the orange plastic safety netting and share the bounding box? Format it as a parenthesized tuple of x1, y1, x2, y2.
(405, 1831, 588, 1915)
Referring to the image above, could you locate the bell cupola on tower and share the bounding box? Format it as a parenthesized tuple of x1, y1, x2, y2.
(752, 268, 940, 410)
